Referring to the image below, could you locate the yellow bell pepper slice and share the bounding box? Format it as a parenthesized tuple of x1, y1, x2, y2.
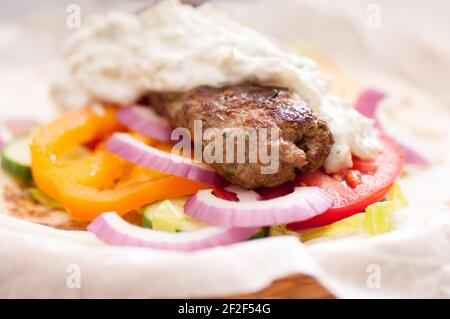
(30, 106, 209, 221)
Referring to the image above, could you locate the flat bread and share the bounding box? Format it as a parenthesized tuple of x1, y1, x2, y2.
(0, 171, 86, 230)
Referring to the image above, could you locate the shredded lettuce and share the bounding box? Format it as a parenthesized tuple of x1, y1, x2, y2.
(299, 214, 364, 242)
(299, 183, 408, 242)
(268, 224, 302, 238)
(29, 187, 63, 209)
(363, 183, 407, 235)
(148, 200, 184, 232)
(142, 197, 205, 232)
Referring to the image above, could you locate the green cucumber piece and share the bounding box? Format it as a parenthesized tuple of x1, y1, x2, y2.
(249, 227, 270, 240)
(142, 215, 153, 229)
(1, 136, 32, 181)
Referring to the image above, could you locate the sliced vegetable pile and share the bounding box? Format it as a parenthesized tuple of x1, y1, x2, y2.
(29, 107, 209, 221)
(288, 134, 404, 229)
(0, 89, 416, 251)
(298, 183, 408, 241)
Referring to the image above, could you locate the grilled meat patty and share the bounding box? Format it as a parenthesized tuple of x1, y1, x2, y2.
(148, 84, 334, 189)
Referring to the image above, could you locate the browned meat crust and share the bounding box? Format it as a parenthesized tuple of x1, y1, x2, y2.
(148, 84, 334, 189)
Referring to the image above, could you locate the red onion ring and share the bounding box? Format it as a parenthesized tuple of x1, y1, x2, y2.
(88, 212, 257, 251)
(116, 106, 172, 141)
(184, 186, 334, 227)
(106, 132, 225, 185)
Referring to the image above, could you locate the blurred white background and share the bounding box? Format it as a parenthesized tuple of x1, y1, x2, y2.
(0, 0, 449, 106)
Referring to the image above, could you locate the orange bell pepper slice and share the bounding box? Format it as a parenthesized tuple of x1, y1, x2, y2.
(30, 106, 209, 221)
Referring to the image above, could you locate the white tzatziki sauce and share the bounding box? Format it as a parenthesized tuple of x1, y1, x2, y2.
(63, 0, 379, 173)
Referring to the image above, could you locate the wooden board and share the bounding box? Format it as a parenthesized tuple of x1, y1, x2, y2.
(227, 274, 334, 299)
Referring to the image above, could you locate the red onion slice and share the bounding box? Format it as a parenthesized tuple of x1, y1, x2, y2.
(0, 134, 5, 150)
(0, 118, 38, 150)
(355, 89, 386, 120)
(116, 106, 172, 141)
(106, 133, 225, 185)
(399, 145, 429, 165)
(87, 212, 257, 251)
(184, 186, 334, 227)
(355, 89, 429, 166)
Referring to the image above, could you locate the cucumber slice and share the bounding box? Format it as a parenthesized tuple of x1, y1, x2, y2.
(142, 215, 153, 229)
(1, 136, 32, 181)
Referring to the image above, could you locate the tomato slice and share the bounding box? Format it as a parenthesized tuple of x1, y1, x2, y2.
(288, 134, 404, 229)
